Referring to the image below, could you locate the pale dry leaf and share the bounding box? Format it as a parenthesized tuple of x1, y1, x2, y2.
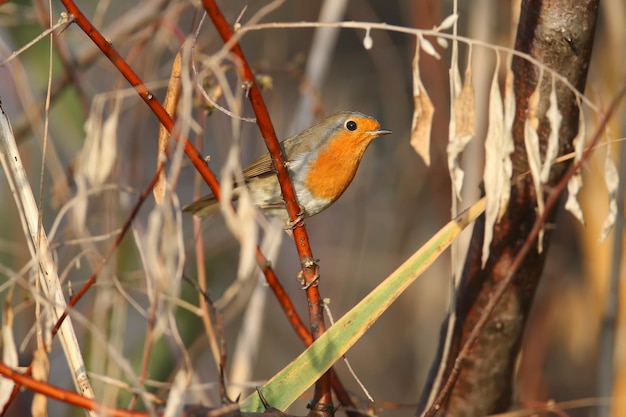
(523, 75, 545, 252)
(99, 110, 119, 184)
(447, 56, 474, 200)
(501, 65, 515, 220)
(445, 7, 464, 287)
(31, 347, 50, 417)
(482, 55, 505, 267)
(135, 197, 185, 333)
(540, 76, 562, 182)
(446, 38, 462, 187)
(565, 173, 584, 224)
(564, 103, 586, 224)
(438, 13, 459, 31)
(41, 302, 54, 353)
(228, 217, 282, 390)
(229, 276, 268, 396)
(363, 28, 373, 50)
(154, 50, 182, 205)
(0, 303, 17, 409)
(80, 97, 121, 186)
(71, 176, 88, 235)
(33, 392, 48, 416)
(600, 138, 619, 242)
(163, 370, 188, 417)
(132, 225, 155, 309)
(220, 148, 258, 282)
(419, 35, 440, 59)
(147, 203, 184, 300)
(410, 39, 435, 166)
(573, 102, 586, 164)
(455, 68, 476, 181)
(234, 191, 259, 281)
(79, 109, 101, 184)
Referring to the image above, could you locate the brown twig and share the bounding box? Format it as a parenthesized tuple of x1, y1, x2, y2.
(127, 273, 161, 410)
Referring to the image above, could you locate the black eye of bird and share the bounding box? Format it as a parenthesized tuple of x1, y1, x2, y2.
(346, 120, 357, 131)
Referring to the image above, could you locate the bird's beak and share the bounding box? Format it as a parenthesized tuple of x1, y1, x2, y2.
(371, 128, 392, 136)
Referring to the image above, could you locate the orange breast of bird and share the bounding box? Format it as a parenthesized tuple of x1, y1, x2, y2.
(303, 118, 381, 202)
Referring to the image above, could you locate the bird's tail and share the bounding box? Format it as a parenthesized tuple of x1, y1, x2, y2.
(182, 188, 240, 217)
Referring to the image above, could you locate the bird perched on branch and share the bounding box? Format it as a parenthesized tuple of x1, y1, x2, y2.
(183, 111, 391, 221)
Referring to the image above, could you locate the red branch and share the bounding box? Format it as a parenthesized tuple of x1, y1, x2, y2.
(0, 361, 147, 417)
(201, 0, 332, 413)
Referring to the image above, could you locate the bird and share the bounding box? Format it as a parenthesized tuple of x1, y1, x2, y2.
(183, 111, 391, 221)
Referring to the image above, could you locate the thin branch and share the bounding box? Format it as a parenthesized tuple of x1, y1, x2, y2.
(234, 21, 600, 115)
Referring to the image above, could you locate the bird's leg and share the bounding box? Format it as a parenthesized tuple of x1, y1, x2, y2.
(283, 204, 305, 235)
(299, 257, 320, 290)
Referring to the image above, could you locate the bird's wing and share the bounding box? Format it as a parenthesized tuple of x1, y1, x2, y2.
(242, 131, 318, 180)
(242, 152, 275, 179)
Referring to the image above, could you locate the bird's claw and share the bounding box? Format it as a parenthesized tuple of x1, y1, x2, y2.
(285, 206, 305, 231)
(299, 257, 320, 289)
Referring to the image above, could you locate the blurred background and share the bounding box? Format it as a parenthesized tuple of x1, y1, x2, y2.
(0, 0, 624, 416)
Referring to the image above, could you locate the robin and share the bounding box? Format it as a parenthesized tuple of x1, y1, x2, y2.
(183, 111, 391, 221)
